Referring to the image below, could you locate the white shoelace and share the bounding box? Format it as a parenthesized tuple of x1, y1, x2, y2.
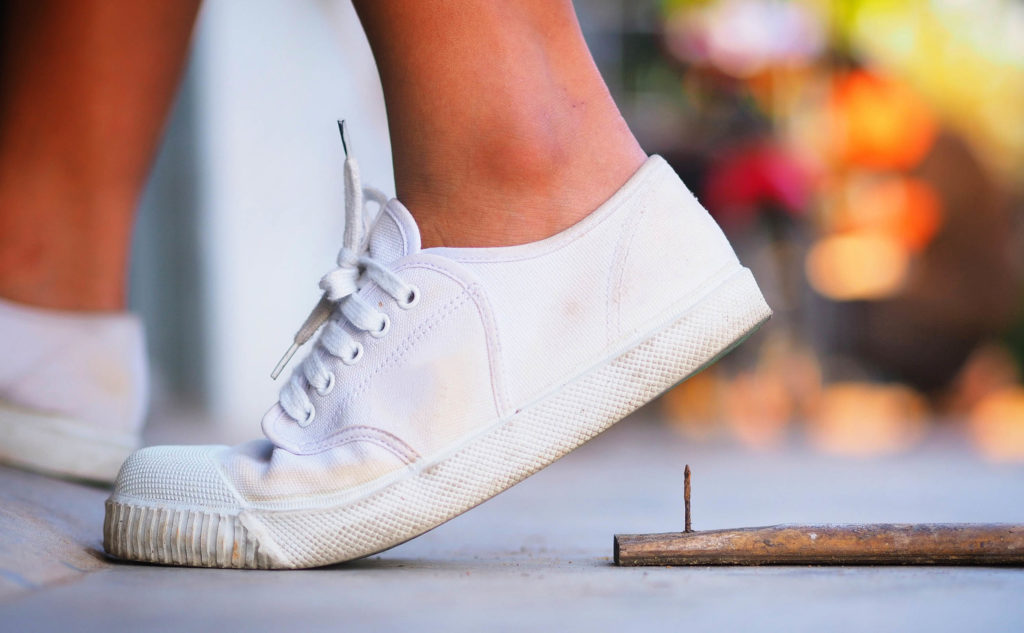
(271, 122, 418, 427)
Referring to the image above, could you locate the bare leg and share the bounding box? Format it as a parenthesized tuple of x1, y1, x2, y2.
(353, 0, 646, 248)
(0, 0, 200, 311)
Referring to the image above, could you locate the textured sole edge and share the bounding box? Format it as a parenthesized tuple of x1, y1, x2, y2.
(0, 401, 137, 484)
(105, 267, 770, 568)
(103, 502, 274, 569)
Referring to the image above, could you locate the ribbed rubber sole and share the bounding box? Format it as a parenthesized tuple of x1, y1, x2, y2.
(105, 266, 770, 568)
(103, 503, 273, 569)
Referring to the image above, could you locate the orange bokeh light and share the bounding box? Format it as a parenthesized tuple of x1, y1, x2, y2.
(722, 369, 793, 449)
(830, 71, 937, 170)
(968, 387, 1024, 462)
(807, 382, 928, 456)
(837, 176, 943, 252)
(805, 232, 909, 301)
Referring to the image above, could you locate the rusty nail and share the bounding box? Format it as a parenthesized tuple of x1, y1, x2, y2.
(684, 464, 692, 533)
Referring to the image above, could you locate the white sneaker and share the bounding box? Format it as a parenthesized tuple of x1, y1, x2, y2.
(104, 146, 770, 568)
(0, 298, 147, 482)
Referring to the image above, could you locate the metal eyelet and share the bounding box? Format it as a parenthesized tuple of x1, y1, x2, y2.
(343, 342, 364, 365)
(370, 314, 390, 338)
(398, 285, 421, 309)
(300, 406, 316, 427)
(316, 372, 335, 396)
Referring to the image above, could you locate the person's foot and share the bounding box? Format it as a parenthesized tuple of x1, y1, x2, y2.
(103, 148, 770, 568)
(0, 298, 147, 483)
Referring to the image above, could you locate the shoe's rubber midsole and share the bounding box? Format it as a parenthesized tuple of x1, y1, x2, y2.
(0, 400, 137, 484)
(104, 266, 771, 568)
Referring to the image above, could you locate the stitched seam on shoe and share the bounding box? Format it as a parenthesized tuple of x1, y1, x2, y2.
(292, 293, 472, 453)
(436, 165, 661, 263)
(270, 291, 462, 452)
(389, 206, 413, 256)
(395, 260, 509, 417)
(333, 293, 470, 409)
(606, 187, 652, 347)
(462, 283, 509, 416)
(304, 425, 422, 463)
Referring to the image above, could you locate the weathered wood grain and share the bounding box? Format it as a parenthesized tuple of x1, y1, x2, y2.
(614, 524, 1024, 566)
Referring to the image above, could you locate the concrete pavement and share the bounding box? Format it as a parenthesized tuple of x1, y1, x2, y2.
(2, 415, 1023, 632)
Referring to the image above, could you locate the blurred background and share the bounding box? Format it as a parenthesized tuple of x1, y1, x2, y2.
(134, 0, 1024, 463)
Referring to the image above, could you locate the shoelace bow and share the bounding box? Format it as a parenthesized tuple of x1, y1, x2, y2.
(272, 122, 418, 427)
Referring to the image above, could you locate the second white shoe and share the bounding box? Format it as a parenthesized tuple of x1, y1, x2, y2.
(0, 298, 147, 483)
(104, 147, 770, 569)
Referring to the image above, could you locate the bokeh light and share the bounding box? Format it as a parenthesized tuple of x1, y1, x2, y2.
(640, 0, 1024, 460)
(829, 70, 937, 171)
(805, 233, 908, 301)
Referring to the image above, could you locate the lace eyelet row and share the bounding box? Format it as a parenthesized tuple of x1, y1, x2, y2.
(296, 285, 422, 428)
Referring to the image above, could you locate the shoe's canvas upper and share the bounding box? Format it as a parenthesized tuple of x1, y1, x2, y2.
(116, 155, 741, 509)
(0, 298, 148, 433)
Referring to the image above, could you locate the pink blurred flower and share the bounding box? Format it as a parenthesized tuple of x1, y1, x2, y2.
(703, 143, 811, 228)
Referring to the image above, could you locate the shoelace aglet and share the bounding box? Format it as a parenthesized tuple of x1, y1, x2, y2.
(338, 120, 350, 158)
(270, 295, 335, 380)
(270, 343, 300, 380)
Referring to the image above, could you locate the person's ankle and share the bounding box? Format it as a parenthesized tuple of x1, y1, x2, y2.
(0, 236, 129, 311)
(397, 121, 646, 249)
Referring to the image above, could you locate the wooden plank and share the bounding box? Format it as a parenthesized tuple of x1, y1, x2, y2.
(614, 524, 1024, 566)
